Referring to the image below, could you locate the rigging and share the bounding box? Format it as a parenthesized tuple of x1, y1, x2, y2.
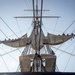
(0, 17, 18, 38)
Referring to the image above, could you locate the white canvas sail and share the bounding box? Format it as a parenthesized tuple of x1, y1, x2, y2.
(47, 33, 74, 45)
(0, 34, 27, 48)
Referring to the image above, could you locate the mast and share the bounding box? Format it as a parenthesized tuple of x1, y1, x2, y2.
(0, 0, 74, 72)
(32, 0, 43, 72)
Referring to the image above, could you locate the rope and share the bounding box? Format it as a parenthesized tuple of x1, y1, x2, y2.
(0, 52, 9, 72)
(0, 47, 18, 62)
(16, 64, 21, 72)
(57, 39, 75, 57)
(0, 29, 21, 53)
(63, 20, 75, 33)
(64, 46, 75, 71)
(55, 44, 64, 52)
(2, 26, 32, 40)
(53, 18, 58, 33)
(55, 65, 59, 72)
(0, 17, 18, 38)
(0, 27, 22, 56)
(55, 20, 75, 52)
(15, 18, 22, 36)
(42, 25, 64, 34)
(72, 29, 75, 33)
(0, 48, 21, 56)
(52, 47, 75, 57)
(0, 29, 9, 39)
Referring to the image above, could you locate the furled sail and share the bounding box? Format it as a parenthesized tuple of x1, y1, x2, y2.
(0, 32, 74, 49)
(46, 33, 74, 45)
(0, 34, 28, 48)
(29, 27, 45, 50)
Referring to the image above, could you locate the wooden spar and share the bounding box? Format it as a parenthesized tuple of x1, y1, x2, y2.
(14, 16, 60, 18)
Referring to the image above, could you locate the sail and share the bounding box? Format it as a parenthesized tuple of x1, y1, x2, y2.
(0, 34, 28, 48)
(46, 33, 74, 45)
(29, 27, 45, 50)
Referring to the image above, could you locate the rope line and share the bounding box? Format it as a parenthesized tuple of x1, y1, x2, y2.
(55, 20, 75, 52)
(57, 39, 75, 57)
(0, 48, 21, 56)
(53, 18, 58, 33)
(0, 17, 18, 38)
(0, 47, 18, 62)
(72, 29, 75, 33)
(63, 20, 75, 33)
(1, 27, 32, 40)
(44, 20, 75, 53)
(64, 46, 75, 71)
(15, 18, 22, 36)
(52, 46, 75, 57)
(42, 25, 64, 34)
(0, 29, 9, 39)
(0, 52, 9, 72)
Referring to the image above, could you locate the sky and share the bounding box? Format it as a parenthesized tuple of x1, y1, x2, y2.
(0, 0, 75, 72)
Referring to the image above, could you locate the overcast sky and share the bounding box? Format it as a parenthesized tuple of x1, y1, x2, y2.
(0, 0, 75, 72)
